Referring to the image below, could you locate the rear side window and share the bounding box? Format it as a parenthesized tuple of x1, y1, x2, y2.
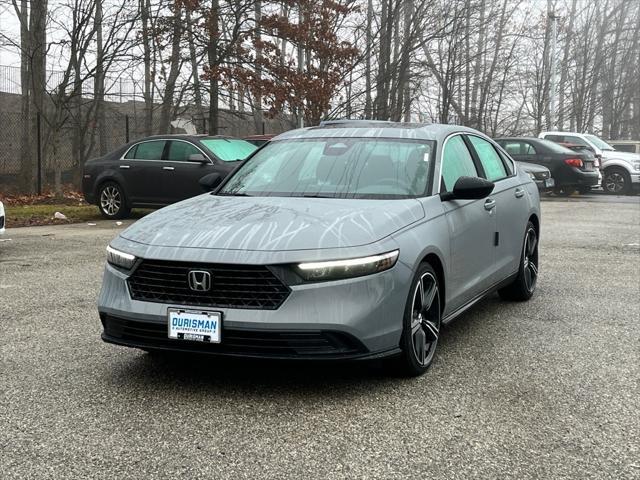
(167, 141, 204, 162)
(128, 140, 166, 160)
(468, 136, 507, 181)
(563, 135, 589, 147)
(545, 135, 563, 142)
(501, 141, 523, 156)
(441, 136, 478, 191)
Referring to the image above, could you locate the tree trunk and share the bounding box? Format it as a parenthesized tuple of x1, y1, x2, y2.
(364, 0, 373, 119)
(159, 3, 182, 134)
(141, 0, 153, 135)
(95, 0, 106, 155)
(208, 0, 220, 134)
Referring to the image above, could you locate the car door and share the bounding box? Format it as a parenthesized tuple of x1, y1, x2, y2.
(119, 140, 168, 205)
(163, 140, 216, 202)
(467, 135, 529, 283)
(440, 134, 497, 312)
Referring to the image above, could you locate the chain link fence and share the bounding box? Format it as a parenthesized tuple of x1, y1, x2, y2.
(0, 100, 294, 195)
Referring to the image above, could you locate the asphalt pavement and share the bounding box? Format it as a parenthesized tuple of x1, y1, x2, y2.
(1, 195, 639, 479)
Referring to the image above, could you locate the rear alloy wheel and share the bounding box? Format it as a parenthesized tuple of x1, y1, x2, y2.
(397, 263, 441, 376)
(98, 182, 131, 219)
(602, 168, 631, 195)
(498, 221, 538, 301)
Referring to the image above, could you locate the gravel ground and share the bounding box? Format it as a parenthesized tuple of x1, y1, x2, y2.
(1, 196, 639, 479)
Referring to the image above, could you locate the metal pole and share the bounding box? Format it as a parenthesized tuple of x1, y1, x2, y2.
(125, 114, 130, 143)
(37, 112, 42, 195)
(549, 13, 558, 129)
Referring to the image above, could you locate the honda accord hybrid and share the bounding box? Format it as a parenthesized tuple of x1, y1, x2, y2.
(99, 120, 541, 376)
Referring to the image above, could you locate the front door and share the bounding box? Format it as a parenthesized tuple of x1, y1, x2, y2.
(164, 140, 216, 202)
(440, 134, 497, 314)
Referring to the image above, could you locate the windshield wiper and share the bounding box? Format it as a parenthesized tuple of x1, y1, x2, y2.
(217, 192, 253, 197)
(300, 193, 335, 198)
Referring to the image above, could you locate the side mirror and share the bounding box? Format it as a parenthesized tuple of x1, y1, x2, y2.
(440, 176, 494, 201)
(189, 153, 209, 163)
(199, 173, 223, 192)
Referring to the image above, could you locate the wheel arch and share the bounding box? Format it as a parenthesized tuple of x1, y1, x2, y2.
(94, 173, 130, 206)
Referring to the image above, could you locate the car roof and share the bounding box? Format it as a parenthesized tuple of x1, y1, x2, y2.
(541, 131, 587, 136)
(135, 134, 238, 141)
(495, 137, 542, 142)
(272, 120, 487, 143)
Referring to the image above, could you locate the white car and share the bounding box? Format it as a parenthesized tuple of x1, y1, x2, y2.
(0, 200, 5, 235)
(539, 131, 640, 195)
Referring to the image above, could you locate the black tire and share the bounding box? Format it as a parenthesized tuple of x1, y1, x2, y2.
(577, 186, 591, 195)
(396, 262, 442, 377)
(602, 167, 631, 195)
(554, 186, 575, 196)
(97, 181, 131, 219)
(498, 221, 538, 301)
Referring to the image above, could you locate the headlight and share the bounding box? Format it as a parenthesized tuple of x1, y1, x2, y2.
(106, 245, 137, 269)
(296, 250, 399, 281)
(527, 171, 536, 180)
(633, 162, 640, 171)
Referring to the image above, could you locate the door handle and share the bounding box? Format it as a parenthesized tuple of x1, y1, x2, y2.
(119, 165, 130, 169)
(515, 188, 525, 198)
(162, 166, 175, 171)
(484, 199, 496, 211)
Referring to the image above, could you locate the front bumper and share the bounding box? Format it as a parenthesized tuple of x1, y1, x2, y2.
(98, 258, 412, 359)
(631, 172, 640, 185)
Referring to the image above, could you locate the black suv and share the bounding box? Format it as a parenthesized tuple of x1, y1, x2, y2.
(82, 135, 257, 218)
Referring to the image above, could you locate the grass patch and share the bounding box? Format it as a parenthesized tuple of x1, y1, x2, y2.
(5, 204, 150, 228)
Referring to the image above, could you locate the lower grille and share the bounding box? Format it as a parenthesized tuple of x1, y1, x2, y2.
(101, 315, 367, 358)
(128, 260, 290, 310)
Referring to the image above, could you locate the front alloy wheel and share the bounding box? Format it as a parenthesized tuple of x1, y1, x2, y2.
(98, 182, 131, 219)
(398, 263, 441, 376)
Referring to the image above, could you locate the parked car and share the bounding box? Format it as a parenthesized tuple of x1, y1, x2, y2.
(82, 135, 258, 219)
(495, 137, 599, 195)
(606, 140, 640, 155)
(99, 120, 541, 376)
(515, 161, 554, 192)
(539, 131, 640, 194)
(0, 200, 5, 235)
(244, 134, 276, 147)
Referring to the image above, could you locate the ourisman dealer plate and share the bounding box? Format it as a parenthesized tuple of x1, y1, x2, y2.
(168, 308, 222, 343)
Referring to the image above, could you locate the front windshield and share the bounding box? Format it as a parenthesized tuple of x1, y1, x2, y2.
(200, 138, 258, 161)
(584, 134, 614, 151)
(218, 138, 434, 199)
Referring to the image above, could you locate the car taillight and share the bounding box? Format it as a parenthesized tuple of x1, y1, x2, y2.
(564, 158, 583, 168)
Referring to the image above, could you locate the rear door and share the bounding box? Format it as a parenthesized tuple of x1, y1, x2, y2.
(440, 134, 497, 312)
(119, 140, 167, 204)
(467, 135, 529, 283)
(164, 140, 217, 202)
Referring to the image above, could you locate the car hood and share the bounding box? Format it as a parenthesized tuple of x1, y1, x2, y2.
(602, 150, 640, 162)
(119, 195, 425, 251)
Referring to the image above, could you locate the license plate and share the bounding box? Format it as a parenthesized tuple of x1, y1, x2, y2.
(168, 308, 221, 343)
(545, 178, 555, 187)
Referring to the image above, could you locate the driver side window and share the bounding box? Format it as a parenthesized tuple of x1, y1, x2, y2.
(441, 135, 478, 192)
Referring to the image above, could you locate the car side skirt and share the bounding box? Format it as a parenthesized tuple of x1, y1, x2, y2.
(442, 272, 518, 326)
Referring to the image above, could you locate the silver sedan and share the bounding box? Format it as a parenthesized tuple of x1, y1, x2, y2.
(99, 121, 540, 376)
